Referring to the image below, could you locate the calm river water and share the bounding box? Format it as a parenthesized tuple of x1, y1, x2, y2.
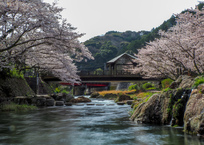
(0, 96, 204, 145)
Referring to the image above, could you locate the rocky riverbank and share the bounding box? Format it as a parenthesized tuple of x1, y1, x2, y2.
(0, 76, 92, 109)
(130, 75, 204, 136)
(1, 74, 204, 137)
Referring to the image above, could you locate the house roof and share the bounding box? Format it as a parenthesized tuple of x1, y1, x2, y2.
(106, 53, 138, 64)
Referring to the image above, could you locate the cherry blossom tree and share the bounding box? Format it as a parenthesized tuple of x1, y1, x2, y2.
(0, 0, 93, 83)
(135, 5, 204, 80)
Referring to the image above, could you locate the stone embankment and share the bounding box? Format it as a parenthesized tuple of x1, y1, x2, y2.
(130, 75, 204, 136)
(0, 76, 92, 107)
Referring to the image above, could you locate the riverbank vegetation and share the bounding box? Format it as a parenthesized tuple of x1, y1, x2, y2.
(0, 103, 37, 112)
(98, 90, 135, 96)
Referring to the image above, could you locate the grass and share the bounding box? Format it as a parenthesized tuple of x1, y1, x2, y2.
(98, 90, 135, 96)
(193, 76, 204, 88)
(161, 78, 174, 89)
(162, 87, 172, 92)
(132, 92, 155, 99)
(0, 103, 37, 112)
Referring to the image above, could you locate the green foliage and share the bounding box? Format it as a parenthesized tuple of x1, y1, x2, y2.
(1, 103, 37, 112)
(198, 3, 204, 10)
(3, 67, 24, 79)
(54, 85, 70, 94)
(193, 77, 204, 88)
(94, 68, 103, 75)
(133, 96, 138, 100)
(55, 87, 60, 93)
(167, 95, 173, 116)
(146, 87, 157, 90)
(142, 82, 154, 90)
(163, 87, 172, 92)
(173, 99, 184, 119)
(167, 108, 171, 114)
(144, 95, 152, 102)
(161, 78, 174, 89)
(61, 89, 69, 94)
(173, 125, 179, 128)
(128, 84, 138, 91)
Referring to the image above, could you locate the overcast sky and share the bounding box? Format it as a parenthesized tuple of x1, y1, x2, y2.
(44, 0, 200, 42)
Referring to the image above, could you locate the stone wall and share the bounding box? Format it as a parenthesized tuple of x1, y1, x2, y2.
(0, 77, 35, 98)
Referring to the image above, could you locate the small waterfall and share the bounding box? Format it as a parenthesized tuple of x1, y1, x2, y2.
(170, 116, 173, 126)
(183, 89, 192, 116)
(116, 82, 132, 90)
(169, 89, 192, 126)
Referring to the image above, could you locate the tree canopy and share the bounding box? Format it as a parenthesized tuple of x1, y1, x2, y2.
(0, 0, 93, 83)
(135, 4, 204, 80)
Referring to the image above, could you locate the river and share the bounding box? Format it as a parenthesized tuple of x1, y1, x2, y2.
(0, 96, 204, 145)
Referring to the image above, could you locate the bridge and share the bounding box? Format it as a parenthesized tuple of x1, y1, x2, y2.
(42, 70, 146, 83)
(42, 70, 161, 83)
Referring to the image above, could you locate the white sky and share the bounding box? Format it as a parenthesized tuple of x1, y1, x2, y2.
(44, 0, 200, 42)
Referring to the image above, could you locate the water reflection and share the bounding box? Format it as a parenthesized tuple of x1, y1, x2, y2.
(0, 98, 204, 145)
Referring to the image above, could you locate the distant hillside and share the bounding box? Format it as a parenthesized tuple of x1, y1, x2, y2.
(76, 15, 176, 71)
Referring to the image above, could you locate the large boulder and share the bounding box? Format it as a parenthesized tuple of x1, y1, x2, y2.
(65, 94, 74, 102)
(184, 86, 204, 135)
(130, 75, 204, 136)
(103, 93, 117, 100)
(35, 97, 46, 106)
(70, 96, 91, 103)
(130, 89, 185, 125)
(51, 93, 74, 102)
(90, 92, 100, 98)
(130, 93, 170, 124)
(118, 94, 132, 101)
(46, 99, 55, 106)
(55, 101, 64, 106)
(169, 75, 194, 89)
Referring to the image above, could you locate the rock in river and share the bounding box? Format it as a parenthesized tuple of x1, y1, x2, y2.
(70, 96, 91, 103)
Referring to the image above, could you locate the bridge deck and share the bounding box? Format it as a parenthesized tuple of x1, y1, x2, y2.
(42, 71, 162, 82)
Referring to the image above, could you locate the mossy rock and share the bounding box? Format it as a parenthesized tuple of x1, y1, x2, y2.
(103, 93, 117, 99)
(90, 92, 100, 98)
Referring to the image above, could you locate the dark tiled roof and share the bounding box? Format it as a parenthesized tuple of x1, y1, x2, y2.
(107, 53, 138, 64)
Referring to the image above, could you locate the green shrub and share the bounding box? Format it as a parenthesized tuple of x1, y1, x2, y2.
(62, 89, 69, 94)
(193, 77, 204, 88)
(8, 68, 24, 79)
(54, 86, 70, 94)
(128, 84, 138, 91)
(163, 87, 172, 92)
(94, 68, 103, 75)
(161, 78, 174, 89)
(146, 87, 157, 90)
(133, 96, 138, 100)
(55, 87, 60, 93)
(142, 82, 154, 90)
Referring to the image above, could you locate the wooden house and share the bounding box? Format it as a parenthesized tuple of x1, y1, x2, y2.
(106, 53, 138, 75)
